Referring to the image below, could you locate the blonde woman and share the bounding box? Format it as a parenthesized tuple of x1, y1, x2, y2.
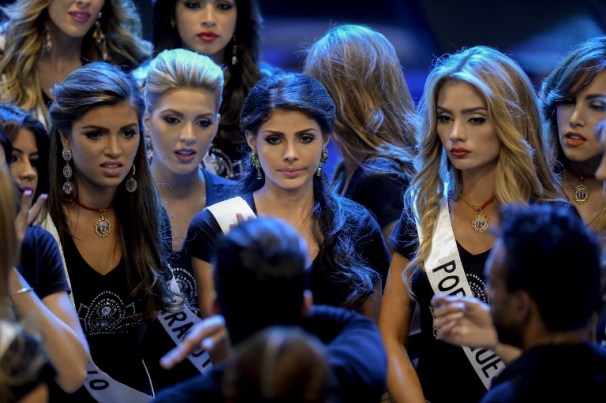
(379, 46, 567, 403)
(0, 0, 151, 126)
(142, 48, 237, 392)
(304, 24, 416, 244)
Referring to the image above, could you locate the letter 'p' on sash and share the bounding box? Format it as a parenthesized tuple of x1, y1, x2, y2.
(419, 199, 505, 389)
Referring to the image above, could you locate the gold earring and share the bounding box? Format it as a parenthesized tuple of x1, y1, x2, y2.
(250, 151, 262, 180)
(317, 147, 328, 176)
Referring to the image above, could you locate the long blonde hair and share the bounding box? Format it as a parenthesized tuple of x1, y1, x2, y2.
(0, 0, 152, 126)
(406, 46, 563, 276)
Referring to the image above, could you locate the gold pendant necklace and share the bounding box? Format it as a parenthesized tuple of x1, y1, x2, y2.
(572, 176, 589, 204)
(458, 194, 496, 233)
(75, 199, 113, 238)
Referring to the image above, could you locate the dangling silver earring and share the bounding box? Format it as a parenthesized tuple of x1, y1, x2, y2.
(317, 147, 328, 177)
(62, 148, 74, 195)
(93, 12, 109, 61)
(231, 35, 238, 66)
(125, 165, 137, 193)
(42, 22, 52, 54)
(250, 151, 262, 180)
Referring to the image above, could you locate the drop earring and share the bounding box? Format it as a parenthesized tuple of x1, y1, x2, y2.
(231, 35, 238, 66)
(317, 147, 328, 177)
(42, 22, 52, 53)
(125, 165, 137, 193)
(62, 148, 74, 195)
(250, 151, 262, 180)
(93, 12, 109, 61)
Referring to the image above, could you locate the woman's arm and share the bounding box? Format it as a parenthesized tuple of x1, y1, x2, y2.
(192, 257, 215, 319)
(359, 280, 383, 321)
(9, 269, 89, 393)
(378, 252, 425, 403)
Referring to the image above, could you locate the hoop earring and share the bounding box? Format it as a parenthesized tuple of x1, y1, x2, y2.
(317, 147, 328, 177)
(250, 151, 262, 180)
(93, 12, 109, 61)
(231, 35, 238, 66)
(125, 165, 138, 193)
(61, 148, 74, 195)
(42, 22, 52, 54)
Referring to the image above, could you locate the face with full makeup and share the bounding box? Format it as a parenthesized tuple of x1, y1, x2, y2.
(61, 101, 140, 195)
(246, 109, 328, 192)
(556, 70, 606, 163)
(148, 88, 219, 177)
(436, 80, 501, 176)
(47, 0, 105, 38)
(175, 0, 237, 63)
(10, 129, 39, 195)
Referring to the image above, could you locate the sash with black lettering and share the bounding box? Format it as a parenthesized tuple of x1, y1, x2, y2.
(418, 198, 505, 389)
(205, 196, 257, 234)
(155, 276, 213, 375)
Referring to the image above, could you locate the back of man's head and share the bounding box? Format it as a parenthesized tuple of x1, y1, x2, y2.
(213, 217, 310, 345)
(499, 203, 601, 331)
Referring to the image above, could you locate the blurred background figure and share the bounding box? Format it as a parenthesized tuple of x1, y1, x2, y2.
(222, 326, 337, 403)
(303, 24, 416, 246)
(0, 0, 151, 126)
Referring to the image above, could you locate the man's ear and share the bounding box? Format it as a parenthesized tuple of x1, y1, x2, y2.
(211, 292, 220, 316)
(301, 289, 313, 316)
(245, 130, 256, 152)
(513, 290, 533, 325)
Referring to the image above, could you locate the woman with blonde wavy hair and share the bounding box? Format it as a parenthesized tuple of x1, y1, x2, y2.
(303, 24, 416, 244)
(0, 0, 151, 126)
(379, 46, 567, 403)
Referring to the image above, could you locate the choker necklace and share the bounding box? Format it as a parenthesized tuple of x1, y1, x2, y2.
(458, 194, 496, 233)
(75, 199, 112, 238)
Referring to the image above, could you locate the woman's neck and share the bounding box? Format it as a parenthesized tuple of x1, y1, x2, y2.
(253, 184, 315, 217)
(459, 167, 497, 201)
(152, 161, 205, 200)
(45, 23, 85, 64)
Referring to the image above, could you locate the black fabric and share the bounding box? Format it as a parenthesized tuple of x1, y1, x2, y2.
(153, 305, 387, 403)
(332, 158, 408, 229)
(18, 225, 70, 299)
(481, 343, 606, 402)
(184, 193, 390, 308)
(142, 169, 237, 393)
(50, 235, 150, 402)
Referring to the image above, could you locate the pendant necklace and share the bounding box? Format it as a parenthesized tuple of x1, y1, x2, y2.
(571, 175, 591, 205)
(75, 199, 113, 238)
(458, 194, 496, 233)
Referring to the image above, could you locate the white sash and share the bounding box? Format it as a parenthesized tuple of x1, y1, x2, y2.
(85, 361, 152, 402)
(155, 276, 213, 375)
(205, 196, 257, 234)
(419, 199, 505, 389)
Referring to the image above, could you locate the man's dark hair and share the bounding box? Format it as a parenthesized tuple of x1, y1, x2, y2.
(213, 217, 309, 345)
(499, 203, 601, 331)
